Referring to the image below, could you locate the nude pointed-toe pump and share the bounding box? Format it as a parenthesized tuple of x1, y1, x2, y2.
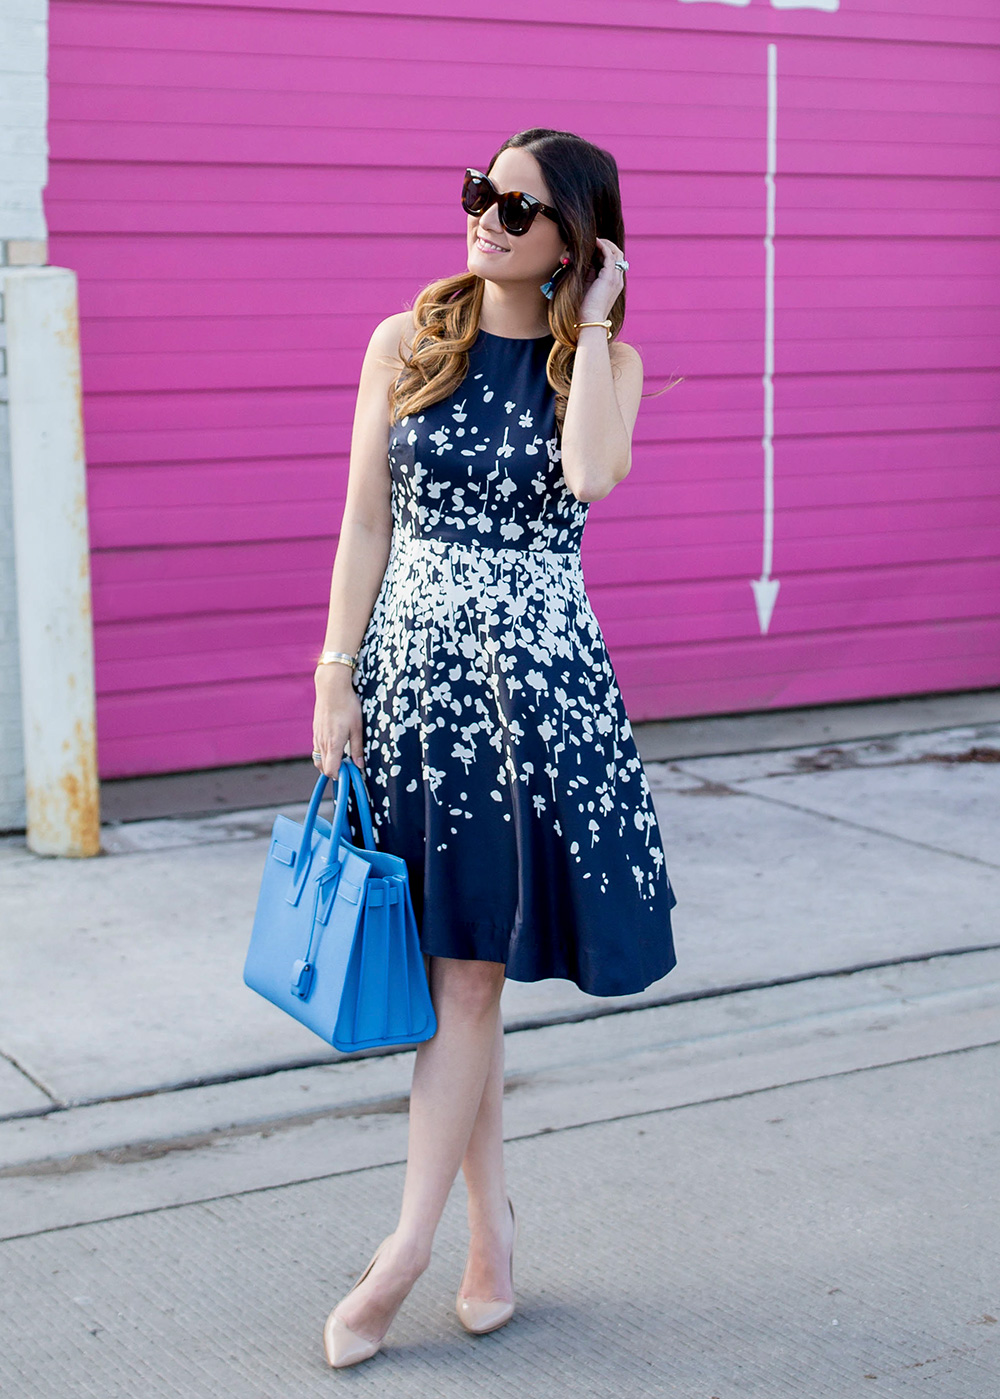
(456, 1196, 519, 1335)
(323, 1236, 392, 1369)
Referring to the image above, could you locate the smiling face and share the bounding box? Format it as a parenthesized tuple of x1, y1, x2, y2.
(466, 147, 568, 289)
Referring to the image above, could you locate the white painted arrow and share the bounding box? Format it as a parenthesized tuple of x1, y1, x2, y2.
(675, 8, 841, 632)
(752, 42, 781, 635)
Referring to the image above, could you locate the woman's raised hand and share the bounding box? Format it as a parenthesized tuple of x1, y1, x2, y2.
(577, 236, 627, 326)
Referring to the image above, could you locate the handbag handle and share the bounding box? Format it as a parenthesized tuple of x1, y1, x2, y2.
(330, 758, 377, 853)
(291, 760, 377, 902)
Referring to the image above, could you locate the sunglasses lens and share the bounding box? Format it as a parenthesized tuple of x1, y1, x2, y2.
(462, 172, 493, 216)
(499, 196, 536, 237)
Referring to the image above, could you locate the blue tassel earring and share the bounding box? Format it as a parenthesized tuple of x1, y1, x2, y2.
(541, 255, 571, 300)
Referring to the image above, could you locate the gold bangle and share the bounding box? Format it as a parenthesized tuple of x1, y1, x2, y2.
(575, 319, 613, 341)
(316, 649, 357, 670)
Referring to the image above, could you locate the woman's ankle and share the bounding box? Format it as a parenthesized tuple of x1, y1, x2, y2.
(466, 1192, 512, 1240)
(385, 1229, 432, 1280)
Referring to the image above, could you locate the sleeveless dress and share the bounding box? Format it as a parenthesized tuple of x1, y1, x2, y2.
(351, 328, 678, 997)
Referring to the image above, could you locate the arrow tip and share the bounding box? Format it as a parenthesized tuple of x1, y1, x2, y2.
(751, 576, 781, 634)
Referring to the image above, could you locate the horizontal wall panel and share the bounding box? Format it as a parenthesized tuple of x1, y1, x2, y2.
(84, 439, 1000, 512)
(87, 517, 1000, 619)
(55, 231, 1000, 287)
(92, 619, 1000, 740)
(77, 365, 1000, 436)
(85, 492, 1000, 552)
(82, 464, 1000, 550)
(95, 617, 1000, 773)
(622, 653, 1000, 726)
(47, 0, 1000, 777)
(91, 568, 1000, 693)
(49, 89, 1000, 155)
(73, 336, 1000, 397)
(50, 1, 1000, 56)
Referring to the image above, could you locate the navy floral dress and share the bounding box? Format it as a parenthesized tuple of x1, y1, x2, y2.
(351, 328, 677, 997)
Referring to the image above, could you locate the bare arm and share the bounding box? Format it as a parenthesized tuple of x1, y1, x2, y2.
(559, 335, 643, 502)
(312, 311, 411, 775)
(558, 234, 643, 502)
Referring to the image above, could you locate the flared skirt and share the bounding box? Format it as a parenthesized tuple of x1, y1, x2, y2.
(351, 529, 677, 997)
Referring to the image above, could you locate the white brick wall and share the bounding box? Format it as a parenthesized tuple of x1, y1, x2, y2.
(0, 299, 27, 830)
(1, 0, 49, 830)
(0, 315, 26, 830)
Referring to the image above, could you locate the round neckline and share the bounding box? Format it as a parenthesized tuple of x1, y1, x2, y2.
(478, 327, 554, 342)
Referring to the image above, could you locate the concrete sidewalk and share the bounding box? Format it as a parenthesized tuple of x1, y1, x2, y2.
(1, 702, 998, 1111)
(1, 962, 998, 1394)
(1, 1035, 1000, 1393)
(0, 695, 998, 1395)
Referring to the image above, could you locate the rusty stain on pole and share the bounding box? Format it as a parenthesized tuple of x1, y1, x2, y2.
(5, 266, 101, 857)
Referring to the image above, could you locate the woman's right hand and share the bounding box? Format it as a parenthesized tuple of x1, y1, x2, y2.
(312, 665, 365, 777)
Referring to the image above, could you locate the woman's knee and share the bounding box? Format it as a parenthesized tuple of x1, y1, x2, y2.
(432, 957, 505, 1022)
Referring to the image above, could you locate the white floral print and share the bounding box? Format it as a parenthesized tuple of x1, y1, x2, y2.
(351, 330, 677, 996)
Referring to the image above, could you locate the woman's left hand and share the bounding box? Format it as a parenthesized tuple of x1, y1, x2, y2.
(576, 237, 627, 325)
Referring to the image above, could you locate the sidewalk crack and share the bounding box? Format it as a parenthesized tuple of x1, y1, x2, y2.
(0, 1050, 63, 1109)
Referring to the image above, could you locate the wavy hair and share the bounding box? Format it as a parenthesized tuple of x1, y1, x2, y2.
(389, 129, 632, 428)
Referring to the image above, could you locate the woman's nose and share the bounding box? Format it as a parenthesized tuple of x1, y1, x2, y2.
(478, 206, 505, 239)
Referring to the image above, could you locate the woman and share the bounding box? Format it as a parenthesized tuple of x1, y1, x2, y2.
(312, 127, 678, 1368)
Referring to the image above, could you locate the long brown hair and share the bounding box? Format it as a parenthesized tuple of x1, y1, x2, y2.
(389, 129, 630, 428)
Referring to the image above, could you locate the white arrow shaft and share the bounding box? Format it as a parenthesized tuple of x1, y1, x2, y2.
(761, 42, 778, 581)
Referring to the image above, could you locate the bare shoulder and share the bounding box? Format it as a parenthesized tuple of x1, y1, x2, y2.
(609, 339, 643, 380)
(367, 309, 417, 370)
(605, 339, 644, 437)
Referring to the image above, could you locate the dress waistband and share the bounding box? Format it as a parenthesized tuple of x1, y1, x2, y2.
(392, 528, 581, 559)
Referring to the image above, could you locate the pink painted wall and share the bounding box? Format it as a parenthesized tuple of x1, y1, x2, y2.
(45, 0, 1000, 779)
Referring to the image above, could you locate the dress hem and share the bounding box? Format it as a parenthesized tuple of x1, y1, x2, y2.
(417, 900, 679, 1000)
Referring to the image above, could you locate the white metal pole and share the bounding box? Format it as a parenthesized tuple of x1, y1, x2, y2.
(4, 265, 100, 856)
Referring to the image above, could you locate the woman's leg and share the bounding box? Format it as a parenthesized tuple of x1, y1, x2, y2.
(457, 1011, 515, 1301)
(332, 955, 506, 1341)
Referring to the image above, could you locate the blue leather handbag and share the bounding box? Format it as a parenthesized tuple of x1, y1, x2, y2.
(243, 758, 437, 1053)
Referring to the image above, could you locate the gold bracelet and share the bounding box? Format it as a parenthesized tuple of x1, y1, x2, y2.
(316, 649, 357, 670)
(575, 319, 613, 341)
